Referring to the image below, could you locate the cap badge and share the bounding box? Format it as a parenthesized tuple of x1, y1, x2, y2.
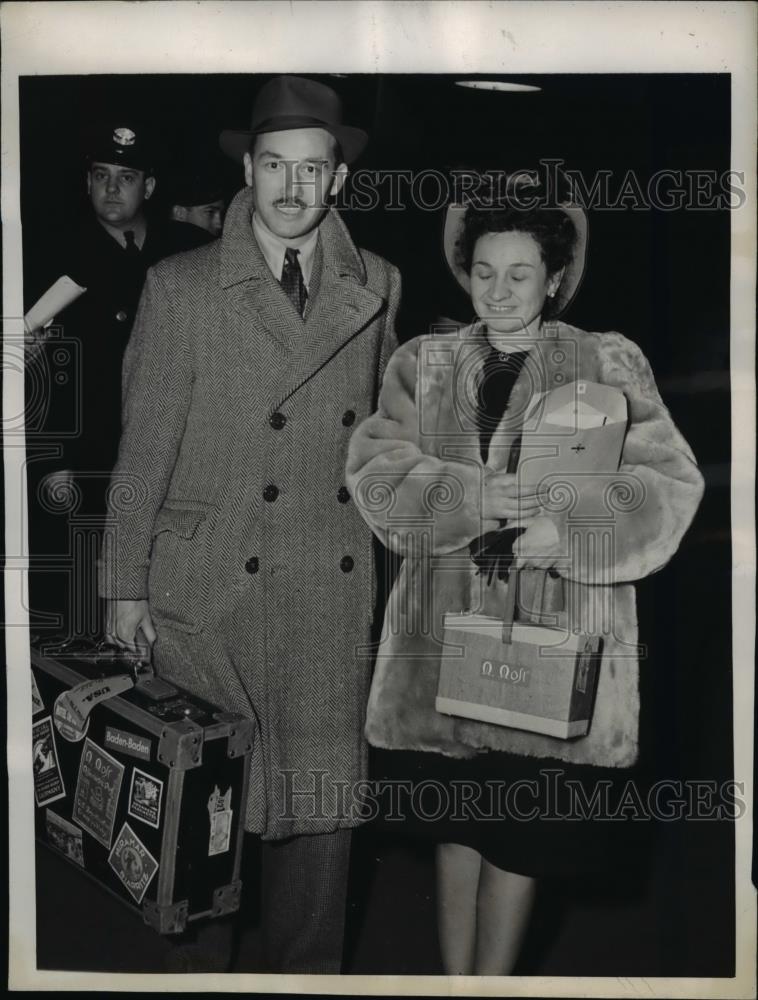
(113, 127, 136, 147)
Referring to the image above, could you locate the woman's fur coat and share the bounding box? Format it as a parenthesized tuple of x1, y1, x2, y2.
(346, 321, 704, 768)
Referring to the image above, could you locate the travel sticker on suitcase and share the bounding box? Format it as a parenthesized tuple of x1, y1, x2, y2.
(108, 822, 159, 904)
(53, 690, 90, 743)
(31, 670, 45, 716)
(207, 785, 233, 856)
(128, 768, 163, 829)
(72, 738, 125, 848)
(46, 809, 84, 867)
(32, 716, 66, 806)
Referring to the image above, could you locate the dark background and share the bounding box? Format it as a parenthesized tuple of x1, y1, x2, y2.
(20, 73, 740, 976)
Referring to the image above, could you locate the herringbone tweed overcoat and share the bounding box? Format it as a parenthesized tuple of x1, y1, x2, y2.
(101, 187, 400, 839)
(346, 322, 704, 769)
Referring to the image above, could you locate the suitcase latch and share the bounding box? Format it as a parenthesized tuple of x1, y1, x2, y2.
(132, 659, 179, 701)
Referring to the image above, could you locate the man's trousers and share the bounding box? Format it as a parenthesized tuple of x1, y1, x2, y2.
(257, 827, 353, 973)
(165, 827, 353, 974)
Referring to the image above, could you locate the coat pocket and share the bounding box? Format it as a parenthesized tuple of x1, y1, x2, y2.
(148, 501, 214, 634)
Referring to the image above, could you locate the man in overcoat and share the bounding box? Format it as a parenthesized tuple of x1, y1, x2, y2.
(101, 76, 399, 972)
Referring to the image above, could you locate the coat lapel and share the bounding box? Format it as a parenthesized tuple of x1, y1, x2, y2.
(273, 209, 385, 408)
(427, 325, 488, 468)
(219, 188, 305, 356)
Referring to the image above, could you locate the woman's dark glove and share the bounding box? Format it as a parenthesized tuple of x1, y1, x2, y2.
(468, 523, 526, 585)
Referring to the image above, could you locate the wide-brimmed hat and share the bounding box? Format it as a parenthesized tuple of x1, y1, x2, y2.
(443, 172, 588, 316)
(220, 75, 368, 165)
(86, 121, 156, 174)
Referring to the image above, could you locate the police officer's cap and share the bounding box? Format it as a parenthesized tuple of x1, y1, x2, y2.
(87, 122, 156, 174)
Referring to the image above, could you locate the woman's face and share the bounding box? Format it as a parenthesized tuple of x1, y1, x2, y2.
(469, 230, 562, 334)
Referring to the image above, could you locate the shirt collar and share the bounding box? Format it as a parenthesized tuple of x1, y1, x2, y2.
(251, 211, 318, 290)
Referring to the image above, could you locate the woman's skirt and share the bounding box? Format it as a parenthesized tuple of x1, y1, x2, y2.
(369, 744, 656, 880)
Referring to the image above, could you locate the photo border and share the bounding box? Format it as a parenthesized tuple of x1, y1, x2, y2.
(3, 2, 755, 994)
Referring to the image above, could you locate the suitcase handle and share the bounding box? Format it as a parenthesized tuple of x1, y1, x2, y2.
(501, 567, 519, 645)
(39, 634, 179, 702)
(101, 637, 179, 702)
(83, 636, 179, 701)
(501, 568, 564, 645)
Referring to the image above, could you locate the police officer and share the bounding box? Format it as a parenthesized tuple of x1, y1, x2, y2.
(26, 120, 198, 639)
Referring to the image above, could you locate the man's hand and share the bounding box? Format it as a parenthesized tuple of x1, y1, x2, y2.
(24, 322, 49, 360)
(512, 515, 562, 569)
(482, 471, 542, 525)
(106, 599, 157, 658)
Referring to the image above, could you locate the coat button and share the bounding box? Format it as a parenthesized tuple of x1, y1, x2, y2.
(245, 557, 259, 574)
(337, 486, 350, 504)
(269, 412, 286, 430)
(263, 485, 279, 502)
(340, 555, 354, 573)
(115, 310, 128, 322)
(342, 410, 356, 427)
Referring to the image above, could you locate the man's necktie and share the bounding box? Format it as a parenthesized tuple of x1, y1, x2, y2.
(123, 230, 141, 257)
(280, 247, 308, 316)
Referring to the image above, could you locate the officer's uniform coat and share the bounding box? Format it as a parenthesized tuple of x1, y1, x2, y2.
(102, 187, 400, 839)
(28, 214, 209, 479)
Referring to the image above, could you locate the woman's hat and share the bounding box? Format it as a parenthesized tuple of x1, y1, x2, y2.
(443, 172, 588, 316)
(220, 75, 368, 165)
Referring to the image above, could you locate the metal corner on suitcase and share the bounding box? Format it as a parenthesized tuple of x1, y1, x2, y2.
(157, 718, 204, 769)
(212, 880, 242, 918)
(142, 897, 189, 934)
(226, 717, 255, 759)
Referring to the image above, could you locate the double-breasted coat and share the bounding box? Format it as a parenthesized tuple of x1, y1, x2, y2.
(101, 187, 399, 839)
(346, 322, 704, 769)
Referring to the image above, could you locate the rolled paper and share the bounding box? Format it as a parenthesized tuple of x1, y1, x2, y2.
(24, 274, 87, 335)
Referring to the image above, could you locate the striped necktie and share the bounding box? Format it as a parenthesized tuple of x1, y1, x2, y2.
(280, 247, 308, 316)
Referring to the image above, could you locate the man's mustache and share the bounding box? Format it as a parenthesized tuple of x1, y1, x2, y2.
(274, 197, 308, 209)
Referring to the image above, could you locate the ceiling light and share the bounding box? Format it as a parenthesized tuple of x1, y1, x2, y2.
(456, 80, 541, 93)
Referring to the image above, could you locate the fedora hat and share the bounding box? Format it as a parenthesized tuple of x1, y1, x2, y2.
(220, 75, 368, 165)
(443, 172, 588, 317)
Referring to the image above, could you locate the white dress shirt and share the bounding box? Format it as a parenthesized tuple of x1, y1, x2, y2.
(252, 211, 318, 291)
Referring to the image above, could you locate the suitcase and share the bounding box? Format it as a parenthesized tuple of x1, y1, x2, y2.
(30, 638, 254, 934)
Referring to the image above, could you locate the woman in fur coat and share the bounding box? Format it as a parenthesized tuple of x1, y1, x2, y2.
(346, 192, 704, 975)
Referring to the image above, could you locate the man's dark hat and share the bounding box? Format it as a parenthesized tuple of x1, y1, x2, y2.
(171, 167, 225, 208)
(87, 122, 155, 173)
(219, 75, 368, 165)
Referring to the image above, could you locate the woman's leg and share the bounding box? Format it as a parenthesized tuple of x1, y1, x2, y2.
(435, 841, 483, 975)
(474, 859, 536, 975)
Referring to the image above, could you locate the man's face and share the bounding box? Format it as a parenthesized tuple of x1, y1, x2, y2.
(182, 200, 225, 236)
(244, 127, 347, 241)
(87, 162, 155, 228)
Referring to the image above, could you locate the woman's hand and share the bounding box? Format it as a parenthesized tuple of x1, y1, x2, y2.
(512, 515, 562, 569)
(482, 471, 543, 525)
